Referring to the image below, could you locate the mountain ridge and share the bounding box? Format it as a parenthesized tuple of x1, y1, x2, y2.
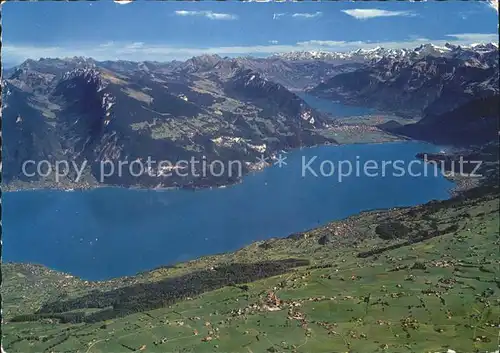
(308, 44, 499, 117)
(2, 57, 335, 190)
(3, 42, 499, 189)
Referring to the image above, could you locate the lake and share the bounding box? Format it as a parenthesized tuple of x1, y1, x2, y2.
(3, 141, 454, 280)
(297, 92, 376, 117)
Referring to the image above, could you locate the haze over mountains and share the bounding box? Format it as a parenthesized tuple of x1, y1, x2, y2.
(2, 43, 498, 189)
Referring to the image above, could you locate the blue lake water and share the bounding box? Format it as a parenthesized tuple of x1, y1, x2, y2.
(3, 142, 454, 280)
(297, 93, 376, 117)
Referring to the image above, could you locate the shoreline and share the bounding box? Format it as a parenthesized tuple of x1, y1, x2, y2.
(2, 139, 469, 282)
(6, 179, 494, 283)
(3, 188, 461, 284)
(2, 138, 441, 193)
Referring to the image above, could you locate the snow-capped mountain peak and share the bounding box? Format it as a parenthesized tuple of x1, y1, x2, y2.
(273, 43, 498, 62)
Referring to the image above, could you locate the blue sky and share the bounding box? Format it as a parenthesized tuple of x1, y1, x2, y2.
(2, 0, 498, 65)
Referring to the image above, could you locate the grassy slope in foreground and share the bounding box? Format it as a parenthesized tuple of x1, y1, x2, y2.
(2, 186, 499, 353)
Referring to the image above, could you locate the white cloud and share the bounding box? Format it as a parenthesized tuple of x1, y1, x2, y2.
(273, 13, 286, 20)
(174, 10, 238, 20)
(114, 0, 133, 4)
(291, 12, 322, 19)
(342, 9, 415, 20)
(4, 33, 497, 64)
(269, 40, 279, 44)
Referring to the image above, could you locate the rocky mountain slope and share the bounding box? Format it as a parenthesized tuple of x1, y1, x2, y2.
(309, 43, 499, 117)
(3, 43, 498, 189)
(2, 56, 335, 189)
